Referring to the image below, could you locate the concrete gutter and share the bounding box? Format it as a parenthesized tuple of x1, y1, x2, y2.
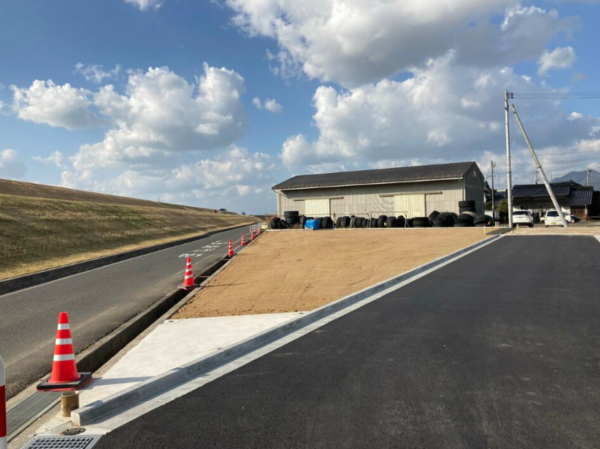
(73, 233, 501, 426)
(5, 252, 236, 443)
(0, 223, 254, 295)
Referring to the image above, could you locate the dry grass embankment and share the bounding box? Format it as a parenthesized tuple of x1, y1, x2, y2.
(0, 179, 258, 280)
(174, 228, 490, 318)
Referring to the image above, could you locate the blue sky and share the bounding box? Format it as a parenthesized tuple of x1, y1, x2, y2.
(1, 0, 600, 213)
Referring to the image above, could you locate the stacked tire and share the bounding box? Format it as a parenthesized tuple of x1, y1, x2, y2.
(458, 201, 476, 214)
(269, 217, 281, 229)
(433, 213, 455, 227)
(474, 215, 495, 227)
(454, 213, 475, 227)
(413, 217, 430, 228)
(283, 211, 300, 226)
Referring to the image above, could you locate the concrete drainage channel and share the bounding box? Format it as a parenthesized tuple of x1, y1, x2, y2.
(71, 234, 502, 427)
(5, 247, 243, 444)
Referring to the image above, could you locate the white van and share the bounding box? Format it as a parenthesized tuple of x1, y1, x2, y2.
(544, 210, 563, 227)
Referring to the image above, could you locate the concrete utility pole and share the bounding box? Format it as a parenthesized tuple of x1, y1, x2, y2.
(587, 168, 591, 186)
(511, 104, 568, 227)
(505, 91, 514, 227)
(490, 161, 496, 220)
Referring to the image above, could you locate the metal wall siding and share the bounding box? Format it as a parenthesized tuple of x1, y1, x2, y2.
(276, 180, 471, 217)
(463, 168, 485, 215)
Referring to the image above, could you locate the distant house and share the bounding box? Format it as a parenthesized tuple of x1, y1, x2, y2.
(272, 162, 485, 219)
(512, 181, 594, 220)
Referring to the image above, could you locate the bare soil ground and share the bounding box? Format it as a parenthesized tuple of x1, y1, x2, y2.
(174, 229, 491, 318)
(0, 182, 258, 280)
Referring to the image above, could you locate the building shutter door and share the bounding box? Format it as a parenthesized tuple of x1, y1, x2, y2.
(394, 194, 425, 218)
(305, 199, 330, 217)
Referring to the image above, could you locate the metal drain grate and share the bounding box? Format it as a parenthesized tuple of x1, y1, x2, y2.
(20, 435, 101, 449)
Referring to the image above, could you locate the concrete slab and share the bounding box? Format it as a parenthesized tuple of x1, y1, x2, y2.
(79, 313, 303, 408)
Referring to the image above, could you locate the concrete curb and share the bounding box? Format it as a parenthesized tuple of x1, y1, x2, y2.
(73, 233, 501, 426)
(0, 223, 255, 296)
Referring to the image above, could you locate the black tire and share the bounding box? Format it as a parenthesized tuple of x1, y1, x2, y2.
(413, 217, 430, 228)
(361, 217, 368, 228)
(433, 213, 454, 227)
(386, 216, 397, 228)
(474, 215, 494, 226)
(461, 211, 477, 218)
(269, 217, 281, 229)
(455, 213, 475, 227)
(279, 219, 289, 229)
(340, 216, 350, 228)
(299, 215, 307, 226)
(428, 211, 440, 225)
(458, 201, 476, 208)
(322, 217, 333, 229)
(283, 210, 299, 218)
(285, 216, 300, 226)
(396, 216, 405, 227)
(370, 218, 378, 228)
(335, 217, 342, 228)
(405, 218, 414, 228)
(377, 215, 388, 228)
(349, 216, 356, 228)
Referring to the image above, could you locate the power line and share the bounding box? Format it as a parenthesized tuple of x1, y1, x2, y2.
(512, 92, 600, 100)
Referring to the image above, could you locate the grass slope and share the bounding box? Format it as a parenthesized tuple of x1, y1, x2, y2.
(0, 180, 258, 280)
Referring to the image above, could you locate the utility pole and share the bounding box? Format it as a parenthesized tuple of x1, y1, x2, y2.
(511, 104, 568, 227)
(587, 168, 591, 186)
(490, 161, 496, 220)
(505, 91, 514, 227)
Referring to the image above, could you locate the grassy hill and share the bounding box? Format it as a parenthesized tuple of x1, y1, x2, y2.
(0, 179, 259, 280)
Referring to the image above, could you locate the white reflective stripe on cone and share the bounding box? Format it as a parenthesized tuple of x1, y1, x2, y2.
(53, 354, 75, 362)
(57, 324, 70, 330)
(55, 339, 73, 345)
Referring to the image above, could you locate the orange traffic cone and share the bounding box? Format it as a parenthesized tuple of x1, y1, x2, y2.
(37, 312, 92, 391)
(227, 239, 235, 258)
(258, 228, 262, 236)
(251, 230, 255, 242)
(241, 233, 246, 246)
(178, 257, 197, 290)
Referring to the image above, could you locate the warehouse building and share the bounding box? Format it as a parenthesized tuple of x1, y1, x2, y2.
(272, 162, 485, 219)
(512, 181, 595, 220)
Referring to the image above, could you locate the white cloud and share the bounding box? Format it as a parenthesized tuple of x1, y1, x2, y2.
(0, 149, 27, 179)
(263, 98, 282, 113)
(225, 0, 574, 87)
(11, 80, 104, 130)
(125, 0, 162, 11)
(538, 46, 577, 75)
(70, 64, 247, 172)
(33, 151, 66, 169)
(279, 52, 600, 184)
(252, 96, 282, 113)
(75, 63, 121, 84)
(62, 146, 277, 212)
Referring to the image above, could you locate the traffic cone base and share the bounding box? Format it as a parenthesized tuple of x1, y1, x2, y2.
(37, 312, 93, 392)
(37, 372, 92, 391)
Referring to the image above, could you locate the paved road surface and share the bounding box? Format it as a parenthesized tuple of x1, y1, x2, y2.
(0, 225, 253, 399)
(97, 236, 600, 449)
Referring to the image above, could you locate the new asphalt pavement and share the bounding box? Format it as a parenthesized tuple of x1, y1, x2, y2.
(97, 235, 600, 449)
(0, 225, 253, 399)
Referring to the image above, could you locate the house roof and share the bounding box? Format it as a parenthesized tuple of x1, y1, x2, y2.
(513, 181, 594, 207)
(272, 162, 478, 191)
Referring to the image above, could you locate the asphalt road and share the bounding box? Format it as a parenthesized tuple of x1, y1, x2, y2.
(97, 236, 600, 449)
(0, 225, 254, 399)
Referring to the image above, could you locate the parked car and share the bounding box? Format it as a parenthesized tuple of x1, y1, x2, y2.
(545, 210, 564, 227)
(566, 214, 580, 223)
(512, 210, 534, 227)
(218, 208, 228, 214)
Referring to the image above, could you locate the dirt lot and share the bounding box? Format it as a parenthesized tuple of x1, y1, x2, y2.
(174, 229, 491, 318)
(511, 225, 600, 235)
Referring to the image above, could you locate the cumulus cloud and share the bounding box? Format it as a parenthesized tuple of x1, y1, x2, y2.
(33, 151, 66, 169)
(225, 0, 573, 87)
(538, 46, 577, 75)
(252, 96, 282, 113)
(11, 80, 104, 130)
(125, 0, 162, 10)
(279, 52, 600, 183)
(62, 146, 277, 211)
(75, 63, 121, 84)
(69, 64, 247, 172)
(0, 149, 27, 179)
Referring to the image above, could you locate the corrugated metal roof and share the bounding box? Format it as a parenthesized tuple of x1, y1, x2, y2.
(571, 187, 594, 206)
(272, 162, 476, 191)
